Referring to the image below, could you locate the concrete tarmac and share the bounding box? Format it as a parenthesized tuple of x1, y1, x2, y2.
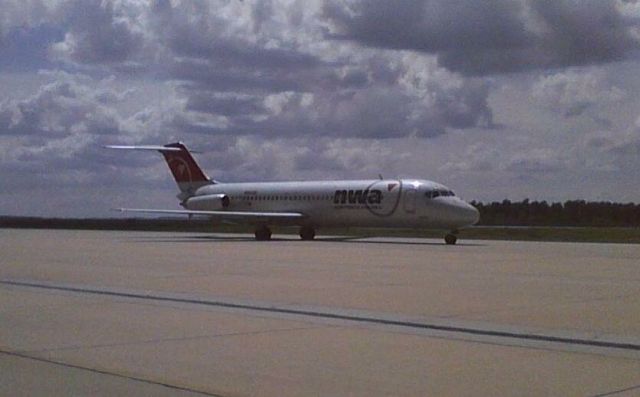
(2, 229, 640, 396)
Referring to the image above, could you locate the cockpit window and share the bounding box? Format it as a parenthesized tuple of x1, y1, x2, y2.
(425, 189, 455, 199)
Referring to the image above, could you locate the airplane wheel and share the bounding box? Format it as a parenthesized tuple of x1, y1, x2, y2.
(255, 226, 272, 241)
(444, 233, 457, 245)
(299, 226, 316, 241)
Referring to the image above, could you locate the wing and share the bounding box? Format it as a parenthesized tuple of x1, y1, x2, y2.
(114, 208, 306, 225)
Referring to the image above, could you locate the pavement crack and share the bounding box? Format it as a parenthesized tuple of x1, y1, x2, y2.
(0, 348, 224, 397)
(591, 382, 640, 397)
(18, 325, 326, 355)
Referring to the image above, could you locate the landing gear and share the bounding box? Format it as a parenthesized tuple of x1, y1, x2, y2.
(299, 226, 316, 240)
(254, 226, 272, 241)
(444, 233, 457, 245)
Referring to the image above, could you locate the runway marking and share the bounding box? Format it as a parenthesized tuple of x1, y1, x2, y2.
(3, 278, 640, 354)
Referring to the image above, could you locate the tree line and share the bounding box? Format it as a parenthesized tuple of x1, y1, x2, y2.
(471, 200, 640, 227)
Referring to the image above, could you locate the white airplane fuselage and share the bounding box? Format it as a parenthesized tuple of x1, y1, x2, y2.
(106, 142, 479, 243)
(185, 179, 479, 231)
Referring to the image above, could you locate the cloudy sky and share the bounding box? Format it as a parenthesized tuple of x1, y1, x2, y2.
(1, 0, 640, 217)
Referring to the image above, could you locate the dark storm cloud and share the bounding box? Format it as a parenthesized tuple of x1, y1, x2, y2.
(51, 0, 146, 65)
(324, 0, 640, 75)
(324, 0, 528, 53)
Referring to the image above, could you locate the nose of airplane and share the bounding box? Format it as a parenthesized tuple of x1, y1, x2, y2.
(463, 202, 480, 226)
(450, 200, 480, 227)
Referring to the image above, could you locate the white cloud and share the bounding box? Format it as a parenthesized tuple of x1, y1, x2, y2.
(505, 149, 565, 174)
(532, 69, 626, 117)
(439, 142, 499, 173)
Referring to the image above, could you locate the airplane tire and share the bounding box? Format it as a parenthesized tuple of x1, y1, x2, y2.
(444, 233, 457, 245)
(299, 226, 316, 241)
(255, 226, 272, 241)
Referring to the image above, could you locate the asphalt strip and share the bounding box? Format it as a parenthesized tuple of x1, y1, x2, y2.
(2, 278, 640, 359)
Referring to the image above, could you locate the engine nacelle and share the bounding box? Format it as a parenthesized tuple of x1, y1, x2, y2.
(184, 194, 230, 210)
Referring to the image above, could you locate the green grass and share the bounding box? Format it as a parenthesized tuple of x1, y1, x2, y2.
(2, 217, 640, 244)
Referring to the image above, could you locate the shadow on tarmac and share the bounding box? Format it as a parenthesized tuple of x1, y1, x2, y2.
(126, 234, 485, 247)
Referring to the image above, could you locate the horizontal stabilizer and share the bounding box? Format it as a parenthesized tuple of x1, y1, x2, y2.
(103, 145, 182, 152)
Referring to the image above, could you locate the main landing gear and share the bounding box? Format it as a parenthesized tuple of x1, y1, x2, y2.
(444, 232, 458, 245)
(299, 226, 316, 240)
(254, 226, 272, 241)
(254, 226, 317, 241)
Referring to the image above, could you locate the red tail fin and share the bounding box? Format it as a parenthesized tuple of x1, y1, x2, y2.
(159, 142, 212, 193)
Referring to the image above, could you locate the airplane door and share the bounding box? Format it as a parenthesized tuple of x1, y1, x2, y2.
(404, 186, 416, 213)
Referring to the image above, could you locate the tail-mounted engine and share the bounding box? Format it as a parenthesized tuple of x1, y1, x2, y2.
(183, 194, 230, 210)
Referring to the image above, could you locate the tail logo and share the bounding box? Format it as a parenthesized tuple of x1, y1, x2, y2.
(168, 156, 193, 183)
(176, 163, 187, 177)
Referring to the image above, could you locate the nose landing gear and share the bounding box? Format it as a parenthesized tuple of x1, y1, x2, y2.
(444, 233, 457, 245)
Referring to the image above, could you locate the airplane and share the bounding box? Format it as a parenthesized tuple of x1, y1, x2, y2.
(106, 142, 479, 244)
